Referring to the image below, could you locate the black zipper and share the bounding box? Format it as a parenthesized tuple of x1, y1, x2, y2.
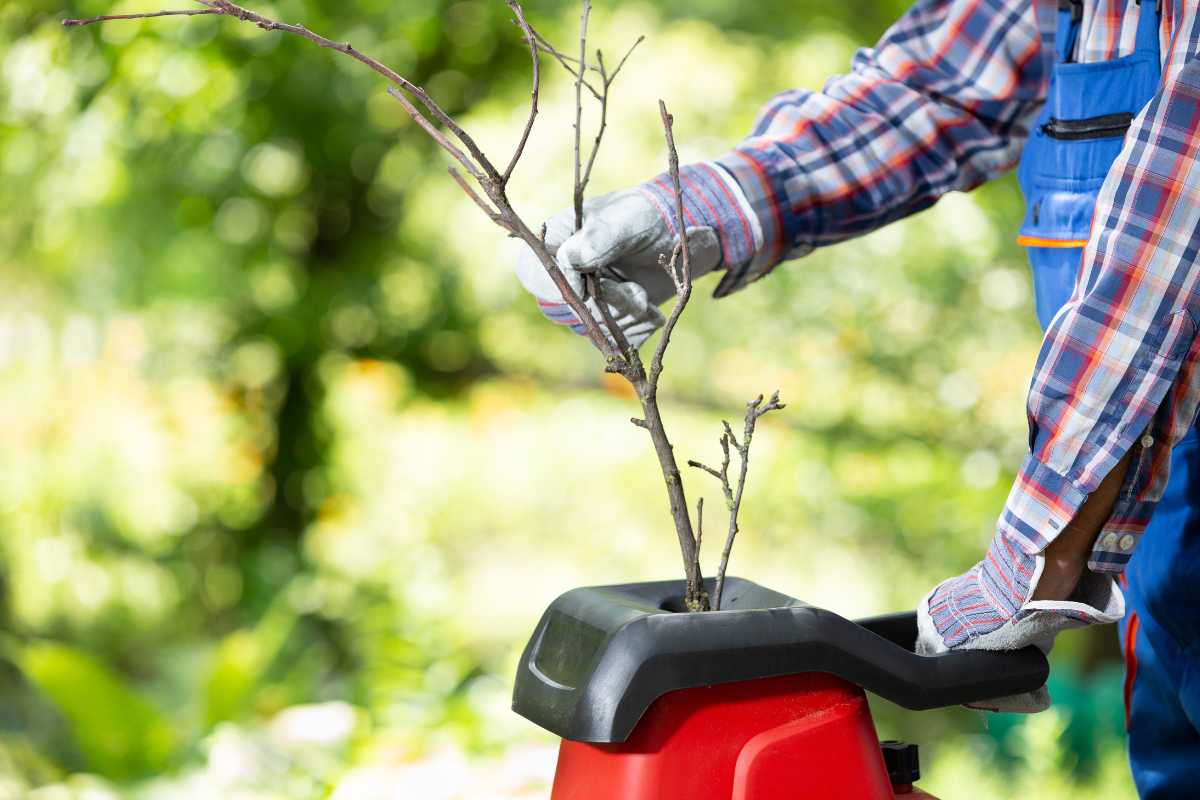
(1041, 112, 1134, 141)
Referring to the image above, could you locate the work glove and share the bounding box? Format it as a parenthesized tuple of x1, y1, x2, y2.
(915, 533, 1124, 713)
(514, 163, 761, 349)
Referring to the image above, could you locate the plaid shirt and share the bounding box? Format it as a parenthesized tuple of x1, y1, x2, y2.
(643, 0, 1200, 593)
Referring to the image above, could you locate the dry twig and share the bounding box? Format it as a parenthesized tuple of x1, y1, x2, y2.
(530, 5, 702, 607)
(689, 391, 785, 610)
(65, 0, 616, 356)
(63, 8, 219, 24)
(65, 0, 720, 612)
(572, 0, 591, 231)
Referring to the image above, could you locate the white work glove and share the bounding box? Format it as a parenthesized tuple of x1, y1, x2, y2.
(915, 544, 1124, 713)
(514, 189, 723, 348)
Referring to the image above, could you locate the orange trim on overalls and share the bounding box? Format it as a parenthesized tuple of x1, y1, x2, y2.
(1016, 234, 1090, 248)
(1123, 609, 1140, 731)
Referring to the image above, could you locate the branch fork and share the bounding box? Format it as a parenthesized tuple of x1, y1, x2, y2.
(688, 391, 785, 610)
(64, 0, 779, 614)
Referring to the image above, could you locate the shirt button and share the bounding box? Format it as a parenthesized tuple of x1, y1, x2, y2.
(1141, 434, 1154, 448)
(1118, 534, 1136, 552)
(1101, 532, 1119, 548)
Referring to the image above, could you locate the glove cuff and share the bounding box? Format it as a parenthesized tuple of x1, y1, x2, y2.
(924, 532, 1126, 651)
(637, 162, 761, 281)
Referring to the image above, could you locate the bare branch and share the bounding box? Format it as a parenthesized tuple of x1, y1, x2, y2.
(447, 167, 505, 226)
(578, 48, 608, 214)
(527, 29, 603, 99)
(63, 8, 218, 25)
(502, 217, 616, 357)
(385, 88, 483, 183)
(608, 35, 645, 81)
(584, 273, 632, 367)
(686, 459, 724, 483)
(572, 0, 592, 232)
(503, 0, 539, 182)
(65, 0, 725, 615)
(648, 100, 692, 389)
(556, 0, 637, 368)
(528, 27, 603, 73)
(722, 419, 740, 452)
(578, 38, 641, 219)
(754, 390, 786, 418)
(73, 0, 503, 184)
(709, 390, 785, 611)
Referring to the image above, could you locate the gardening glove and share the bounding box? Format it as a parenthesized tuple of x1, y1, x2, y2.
(915, 533, 1124, 713)
(514, 164, 761, 348)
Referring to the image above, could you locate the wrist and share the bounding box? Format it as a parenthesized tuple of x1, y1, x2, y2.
(1030, 551, 1086, 602)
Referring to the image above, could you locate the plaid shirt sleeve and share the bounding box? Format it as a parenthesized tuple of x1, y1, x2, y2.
(1004, 56, 1200, 579)
(642, 0, 1058, 297)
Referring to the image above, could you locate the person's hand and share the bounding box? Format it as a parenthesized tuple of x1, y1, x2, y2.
(914, 534, 1125, 712)
(916, 449, 1133, 712)
(513, 188, 723, 348)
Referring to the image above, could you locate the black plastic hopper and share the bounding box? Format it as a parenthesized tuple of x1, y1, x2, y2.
(512, 577, 1049, 743)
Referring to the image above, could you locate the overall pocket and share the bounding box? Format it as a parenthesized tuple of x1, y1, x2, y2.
(1040, 112, 1134, 141)
(1015, 52, 1158, 329)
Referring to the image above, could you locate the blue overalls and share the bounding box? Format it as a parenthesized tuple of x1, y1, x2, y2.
(1016, 2, 1200, 796)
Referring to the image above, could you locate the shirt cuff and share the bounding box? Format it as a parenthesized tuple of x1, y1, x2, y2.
(637, 161, 763, 296)
(1001, 450, 1161, 575)
(711, 147, 811, 297)
(998, 453, 1089, 556)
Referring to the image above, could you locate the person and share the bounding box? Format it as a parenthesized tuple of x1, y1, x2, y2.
(513, 0, 1200, 796)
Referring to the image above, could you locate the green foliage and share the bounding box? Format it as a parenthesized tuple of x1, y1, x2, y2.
(203, 594, 298, 728)
(17, 643, 175, 781)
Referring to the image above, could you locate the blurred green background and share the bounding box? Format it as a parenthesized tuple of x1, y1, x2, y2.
(1, 0, 1136, 797)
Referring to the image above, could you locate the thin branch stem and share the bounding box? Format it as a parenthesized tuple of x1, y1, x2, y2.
(609, 34, 645, 80)
(527, 29, 602, 99)
(65, 0, 616, 356)
(65, 1, 732, 615)
(386, 87, 484, 183)
(621, 99, 703, 610)
(73, 1, 494, 179)
(63, 8, 219, 25)
(577, 38, 642, 225)
(528, 27, 603, 72)
(579, 48, 607, 220)
(503, 0, 538, 182)
(572, 0, 591, 232)
(584, 274, 632, 366)
(705, 391, 784, 610)
(447, 167, 504, 226)
(649, 101, 692, 389)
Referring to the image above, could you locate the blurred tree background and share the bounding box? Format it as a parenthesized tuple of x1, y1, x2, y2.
(0, 0, 1136, 797)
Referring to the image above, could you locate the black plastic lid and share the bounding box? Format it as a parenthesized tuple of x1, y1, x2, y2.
(512, 577, 1049, 743)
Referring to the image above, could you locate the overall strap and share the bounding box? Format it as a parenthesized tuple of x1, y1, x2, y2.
(1056, 0, 1083, 62)
(1133, 0, 1163, 66)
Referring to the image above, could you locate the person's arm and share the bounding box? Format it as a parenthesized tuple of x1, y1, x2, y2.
(517, 0, 1056, 341)
(640, 0, 1058, 296)
(920, 57, 1200, 666)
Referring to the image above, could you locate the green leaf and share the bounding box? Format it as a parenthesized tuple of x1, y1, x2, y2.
(18, 643, 175, 782)
(203, 595, 298, 729)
